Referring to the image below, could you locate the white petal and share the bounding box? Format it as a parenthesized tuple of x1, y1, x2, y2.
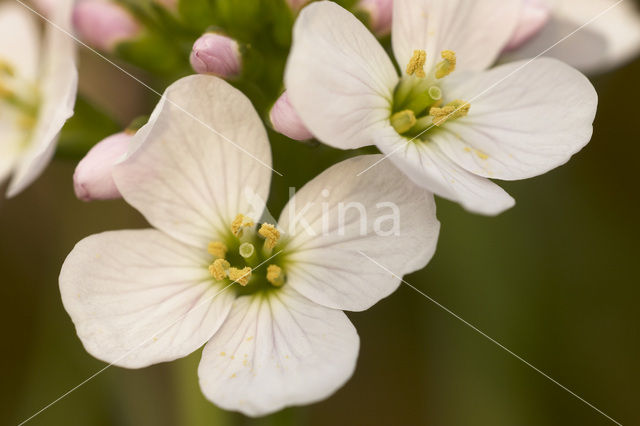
(277, 155, 440, 311)
(502, 0, 640, 74)
(375, 127, 515, 216)
(435, 58, 597, 180)
(59, 229, 235, 368)
(198, 286, 359, 417)
(392, 0, 521, 73)
(0, 2, 40, 81)
(6, 0, 78, 197)
(285, 1, 397, 150)
(113, 75, 272, 248)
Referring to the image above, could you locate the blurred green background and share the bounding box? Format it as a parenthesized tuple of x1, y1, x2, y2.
(2, 0, 640, 425)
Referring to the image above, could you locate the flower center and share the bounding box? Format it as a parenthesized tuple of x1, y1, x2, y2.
(0, 58, 40, 146)
(390, 49, 470, 140)
(207, 214, 287, 296)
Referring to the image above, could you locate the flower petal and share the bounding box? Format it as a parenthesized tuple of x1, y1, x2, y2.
(392, 0, 521, 74)
(435, 58, 597, 181)
(113, 75, 272, 248)
(59, 229, 235, 368)
(277, 155, 440, 311)
(285, 1, 397, 150)
(502, 0, 640, 74)
(376, 127, 515, 216)
(6, 0, 77, 197)
(0, 2, 40, 81)
(198, 286, 359, 417)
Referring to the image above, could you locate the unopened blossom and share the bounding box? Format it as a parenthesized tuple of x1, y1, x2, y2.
(0, 1, 77, 197)
(504, 0, 640, 74)
(270, 91, 313, 140)
(357, 0, 393, 36)
(286, 0, 597, 215)
(72, 0, 141, 52)
(73, 131, 132, 201)
(60, 75, 440, 416)
(190, 33, 242, 78)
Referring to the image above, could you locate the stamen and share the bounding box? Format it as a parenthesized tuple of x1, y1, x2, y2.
(435, 50, 456, 79)
(229, 267, 252, 286)
(266, 265, 285, 287)
(207, 241, 228, 259)
(258, 224, 280, 250)
(231, 214, 254, 237)
(406, 50, 427, 78)
(390, 109, 416, 134)
(239, 242, 255, 259)
(429, 100, 470, 126)
(0, 61, 14, 76)
(209, 258, 230, 281)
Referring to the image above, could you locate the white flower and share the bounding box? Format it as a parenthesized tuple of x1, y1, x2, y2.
(0, 1, 77, 197)
(59, 75, 440, 416)
(504, 0, 640, 74)
(285, 0, 598, 215)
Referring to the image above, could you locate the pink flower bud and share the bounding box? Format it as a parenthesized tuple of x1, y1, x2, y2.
(73, 132, 132, 202)
(32, 0, 55, 17)
(286, 0, 312, 12)
(270, 92, 313, 141)
(504, 0, 551, 51)
(357, 0, 393, 36)
(72, 0, 141, 52)
(190, 33, 242, 78)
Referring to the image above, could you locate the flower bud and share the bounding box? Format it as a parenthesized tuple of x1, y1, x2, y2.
(72, 0, 141, 52)
(357, 0, 393, 36)
(190, 33, 242, 78)
(73, 132, 132, 202)
(504, 0, 551, 51)
(270, 92, 313, 141)
(32, 0, 55, 17)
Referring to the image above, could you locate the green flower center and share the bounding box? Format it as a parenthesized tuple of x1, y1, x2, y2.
(207, 214, 289, 297)
(390, 50, 470, 141)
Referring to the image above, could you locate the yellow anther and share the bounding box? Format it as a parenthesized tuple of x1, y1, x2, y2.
(390, 109, 417, 134)
(435, 50, 457, 79)
(429, 99, 470, 126)
(266, 265, 285, 286)
(406, 49, 427, 78)
(209, 258, 230, 281)
(207, 241, 228, 259)
(229, 267, 252, 286)
(258, 223, 280, 250)
(231, 214, 254, 237)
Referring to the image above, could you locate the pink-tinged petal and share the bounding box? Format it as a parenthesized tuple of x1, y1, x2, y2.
(392, 0, 521, 73)
(278, 155, 440, 311)
(502, 0, 640, 74)
(436, 58, 597, 181)
(113, 75, 272, 248)
(74, 132, 132, 201)
(72, 0, 141, 52)
(190, 33, 242, 79)
(358, 0, 393, 36)
(60, 229, 235, 368)
(285, 1, 398, 150)
(269, 91, 313, 141)
(504, 0, 551, 51)
(199, 286, 358, 417)
(375, 126, 516, 216)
